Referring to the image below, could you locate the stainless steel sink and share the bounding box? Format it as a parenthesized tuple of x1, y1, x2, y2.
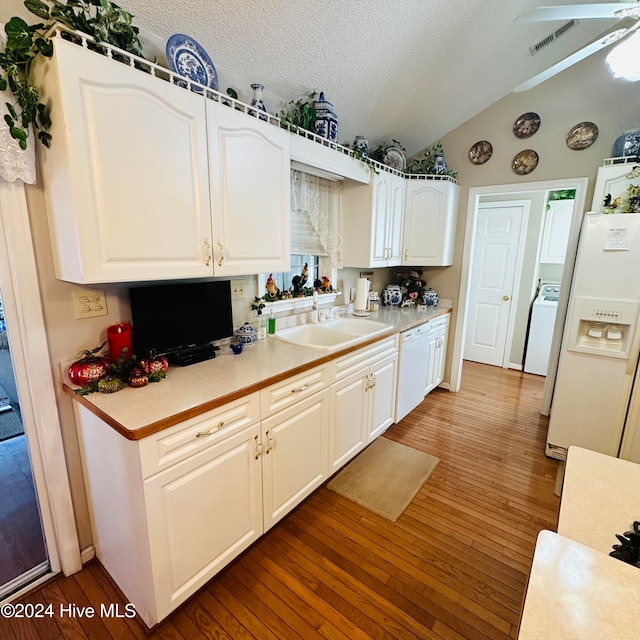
(275, 316, 393, 350)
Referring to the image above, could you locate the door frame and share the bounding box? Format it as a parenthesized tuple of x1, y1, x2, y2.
(450, 177, 589, 410)
(465, 199, 530, 369)
(0, 180, 81, 597)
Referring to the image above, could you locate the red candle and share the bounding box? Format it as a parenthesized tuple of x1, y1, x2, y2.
(107, 322, 133, 361)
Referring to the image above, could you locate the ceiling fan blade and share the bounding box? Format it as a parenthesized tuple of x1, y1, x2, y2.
(513, 27, 628, 91)
(517, 3, 640, 22)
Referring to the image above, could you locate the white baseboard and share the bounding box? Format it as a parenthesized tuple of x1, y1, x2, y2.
(80, 545, 96, 565)
(509, 363, 523, 371)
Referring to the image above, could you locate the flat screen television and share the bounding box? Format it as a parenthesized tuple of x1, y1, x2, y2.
(129, 280, 233, 361)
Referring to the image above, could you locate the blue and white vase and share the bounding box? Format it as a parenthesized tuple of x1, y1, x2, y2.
(250, 83, 268, 121)
(613, 129, 640, 159)
(422, 288, 439, 308)
(354, 135, 369, 157)
(381, 284, 402, 307)
(314, 91, 338, 142)
(433, 152, 448, 175)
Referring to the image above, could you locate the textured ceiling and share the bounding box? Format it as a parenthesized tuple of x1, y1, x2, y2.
(1, 0, 630, 157)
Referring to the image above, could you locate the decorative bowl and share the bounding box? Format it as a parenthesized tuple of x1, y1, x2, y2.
(230, 342, 244, 354)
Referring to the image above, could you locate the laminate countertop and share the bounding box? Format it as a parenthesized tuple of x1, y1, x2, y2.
(518, 447, 640, 639)
(64, 304, 451, 440)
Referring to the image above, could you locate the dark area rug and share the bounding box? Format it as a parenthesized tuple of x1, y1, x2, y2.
(0, 407, 23, 442)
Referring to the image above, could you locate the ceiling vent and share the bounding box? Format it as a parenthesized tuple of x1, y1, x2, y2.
(529, 19, 578, 55)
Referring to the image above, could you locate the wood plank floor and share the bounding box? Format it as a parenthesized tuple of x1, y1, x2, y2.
(0, 361, 560, 639)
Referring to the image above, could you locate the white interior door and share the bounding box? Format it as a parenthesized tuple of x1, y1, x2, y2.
(464, 201, 528, 367)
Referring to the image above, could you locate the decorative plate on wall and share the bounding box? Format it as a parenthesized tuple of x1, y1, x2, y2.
(166, 34, 218, 91)
(512, 149, 539, 175)
(513, 112, 541, 139)
(566, 121, 599, 150)
(469, 140, 493, 165)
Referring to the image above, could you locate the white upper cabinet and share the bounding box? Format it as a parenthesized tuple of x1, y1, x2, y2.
(36, 38, 213, 283)
(403, 179, 459, 267)
(540, 200, 574, 264)
(207, 101, 291, 276)
(591, 161, 640, 213)
(342, 171, 405, 268)
(35, 38, 291, 283)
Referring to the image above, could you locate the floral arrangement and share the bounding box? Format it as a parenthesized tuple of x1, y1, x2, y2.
(394, 269, 427, 304)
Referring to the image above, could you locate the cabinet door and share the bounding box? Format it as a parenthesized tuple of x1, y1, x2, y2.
(261, 389, 329, 530)
(207, 101, 290, 276)
(39, 38, 213, 283)
(370, 172, 392, 267)
(387, 175, 406, 265)
(425, 329, 439, 395)
(329, 371, 368, 472)
(403, 180, 459, 266)
(368, 353, 398, 441)
(145, 424, 262, 621)
(540, 200, 573, 264)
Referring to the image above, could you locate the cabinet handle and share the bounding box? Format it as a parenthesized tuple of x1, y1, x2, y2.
(370, 373, 376, 388)
(195, 421, 224, 438)
(217, 240, 224, 267)
(254, 435, 262, 459)
(404, 248, 408, 261)
(265, 430, 274, 454)
(203, 238, 212, 266)
(291, 383, 309, 394)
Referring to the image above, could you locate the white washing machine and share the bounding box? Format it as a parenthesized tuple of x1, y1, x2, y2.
(524, 283, 560, 376)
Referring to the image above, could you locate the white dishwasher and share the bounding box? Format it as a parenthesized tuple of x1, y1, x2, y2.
(395, 322, 430, 422)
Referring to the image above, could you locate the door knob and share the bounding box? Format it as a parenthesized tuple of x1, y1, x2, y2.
(503, 295, 510, 301)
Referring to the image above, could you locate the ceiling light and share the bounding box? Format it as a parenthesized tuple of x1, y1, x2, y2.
(607, 29, 640, 81)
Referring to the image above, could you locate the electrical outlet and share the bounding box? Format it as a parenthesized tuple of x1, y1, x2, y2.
(231, 279, 246, 300)
(73, 289, 108, 319)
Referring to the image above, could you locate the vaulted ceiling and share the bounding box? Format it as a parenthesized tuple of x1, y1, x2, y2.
(1, 0, 632, 157)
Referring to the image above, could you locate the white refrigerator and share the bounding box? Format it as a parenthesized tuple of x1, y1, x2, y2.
(547, 213, 640, 463)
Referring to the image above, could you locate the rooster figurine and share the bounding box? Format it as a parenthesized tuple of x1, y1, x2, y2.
(320, 276, 332, 293)
(266, 273, 280, 299)
(299, 262, 309, 288)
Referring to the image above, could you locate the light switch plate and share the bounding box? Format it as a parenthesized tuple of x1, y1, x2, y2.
(231, 279, 246, 300)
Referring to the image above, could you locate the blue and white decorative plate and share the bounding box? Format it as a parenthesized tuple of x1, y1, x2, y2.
(166, 34, 218, 91)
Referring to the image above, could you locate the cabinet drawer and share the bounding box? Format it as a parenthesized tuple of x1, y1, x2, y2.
(139, 392, 260, 478)
(330, 335, 398, 383)
(428, 314, 450, 333)
(260, 364, 329, 418)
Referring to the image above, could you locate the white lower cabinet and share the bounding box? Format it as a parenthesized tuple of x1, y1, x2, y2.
(426, 315, 449, 395)
(262, 388, 330, 530)
(329, 336, 399, 472)
(73, 338, 399, 627)
(145, 423, 263, 622)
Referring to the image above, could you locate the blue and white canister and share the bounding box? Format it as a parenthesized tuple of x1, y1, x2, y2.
(314, 91, 338, 142)
(422, 288, 439, 307)
(381, 284, 402, 307)
(354, 135, 369, 157)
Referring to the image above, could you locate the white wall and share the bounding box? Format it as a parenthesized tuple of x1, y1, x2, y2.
(418, 44, 640, 381)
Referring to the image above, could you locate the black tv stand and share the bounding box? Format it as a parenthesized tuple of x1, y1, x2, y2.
(167, 343, 216, 366)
